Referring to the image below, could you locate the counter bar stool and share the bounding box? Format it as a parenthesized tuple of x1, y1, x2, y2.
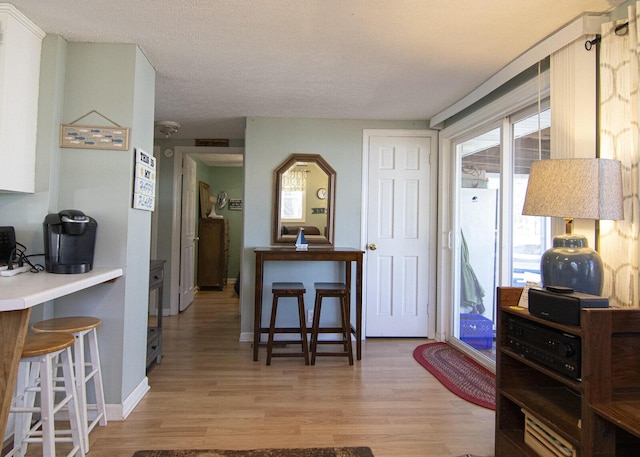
(9, 332, 85, 457)
(266, 282, 309, 365)
(31, 317, 107, 452)
(310, 282, 353, 365)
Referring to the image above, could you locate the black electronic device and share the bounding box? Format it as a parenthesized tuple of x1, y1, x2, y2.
(506, 315, 581, 379)
(528, 286, 609, 326)
(43, 210, 97, 274)
(0, 226, 17, 266)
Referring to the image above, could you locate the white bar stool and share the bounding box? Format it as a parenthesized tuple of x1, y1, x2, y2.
(8, 332, 85, 457)
(32, 317, 107, 453)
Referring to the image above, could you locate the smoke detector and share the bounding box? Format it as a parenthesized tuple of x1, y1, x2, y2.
(155, 120, 181, 138)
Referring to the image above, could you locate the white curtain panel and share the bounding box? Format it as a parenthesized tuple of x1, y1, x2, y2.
(599, 2, 640, 307)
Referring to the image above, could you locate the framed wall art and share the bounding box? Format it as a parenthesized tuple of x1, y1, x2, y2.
(59, 110, 130, 150)
(229, 199, 243, 211)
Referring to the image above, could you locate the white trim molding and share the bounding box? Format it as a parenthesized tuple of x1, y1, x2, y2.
(105, 377, 150, 421)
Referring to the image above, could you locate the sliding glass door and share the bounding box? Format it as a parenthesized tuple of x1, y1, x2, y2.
(512, 108, 551, 287)
(455, 125, 502, 359)
(450, 103, 550, 365)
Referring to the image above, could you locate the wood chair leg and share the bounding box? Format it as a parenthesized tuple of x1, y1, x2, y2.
(341, 295, 353, 365)
(296, 295, 309, 365)
(310, 294, 322, 365)
(266, 294, 279, 366)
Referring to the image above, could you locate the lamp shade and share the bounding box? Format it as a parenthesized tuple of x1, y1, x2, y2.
(522, 158, 624, 296)
(522, 158, 623, 221)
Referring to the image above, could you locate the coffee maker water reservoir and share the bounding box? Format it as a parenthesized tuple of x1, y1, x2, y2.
(43, 209, 97, 274)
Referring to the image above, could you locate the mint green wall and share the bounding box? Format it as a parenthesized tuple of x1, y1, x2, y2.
(54, 42, 155, 406)
(0, 37, 155, 408)
(0, 37, 155, 409)
(241, 117, 428, 336)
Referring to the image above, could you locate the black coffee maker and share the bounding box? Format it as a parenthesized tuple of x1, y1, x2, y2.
(43, 209, 97, 274)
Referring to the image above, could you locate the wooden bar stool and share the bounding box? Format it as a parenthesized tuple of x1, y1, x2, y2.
(9, 332, 85, 457)
(32, 317, 107, 453)
(266, 282, 309, 365)
(310, 282, 353, 365)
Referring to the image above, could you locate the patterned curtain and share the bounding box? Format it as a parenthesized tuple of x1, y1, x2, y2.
(282, 168, 308, 191)
(599, 2, 640, 307)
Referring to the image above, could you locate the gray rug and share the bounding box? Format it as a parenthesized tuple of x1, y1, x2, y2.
(132, 449, 374, 457)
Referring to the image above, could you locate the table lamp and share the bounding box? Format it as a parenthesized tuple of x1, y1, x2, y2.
(522, 158, 623, 296)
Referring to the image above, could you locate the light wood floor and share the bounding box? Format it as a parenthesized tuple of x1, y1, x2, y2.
(18, 286, 495, 457)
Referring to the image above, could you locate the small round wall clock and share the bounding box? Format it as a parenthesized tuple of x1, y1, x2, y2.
(316, 188, 327, 199)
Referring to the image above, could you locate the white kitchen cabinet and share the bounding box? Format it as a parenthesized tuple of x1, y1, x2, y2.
(0, 4, 44, 193)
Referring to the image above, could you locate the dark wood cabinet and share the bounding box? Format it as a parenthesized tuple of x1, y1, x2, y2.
(495, 287, 640, 457)
(147, 259, 165, 370)
(197, 218, 229, 289)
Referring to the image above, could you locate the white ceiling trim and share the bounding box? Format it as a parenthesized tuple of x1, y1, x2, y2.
(429, 14, 607, 129)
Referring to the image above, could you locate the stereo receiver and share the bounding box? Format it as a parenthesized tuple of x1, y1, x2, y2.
(506, 315, 581, 380)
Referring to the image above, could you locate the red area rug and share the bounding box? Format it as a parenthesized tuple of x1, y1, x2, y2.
(413, 342, 495, 410)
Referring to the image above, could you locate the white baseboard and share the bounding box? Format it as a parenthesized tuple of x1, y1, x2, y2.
(105, 376, 150, 421)
(5, 377, 150, 432)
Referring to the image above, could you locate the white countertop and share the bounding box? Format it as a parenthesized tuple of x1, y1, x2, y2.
(0, 267, 123, 311)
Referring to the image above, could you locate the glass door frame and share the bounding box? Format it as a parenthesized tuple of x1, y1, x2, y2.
(450, 120, 504, 370)
(448, 101, 551, 370)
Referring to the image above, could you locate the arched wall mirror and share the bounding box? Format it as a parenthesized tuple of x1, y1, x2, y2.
(273, 154, 336, 245)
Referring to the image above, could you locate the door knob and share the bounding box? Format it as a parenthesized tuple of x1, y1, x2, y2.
(368, 243, 377, 251)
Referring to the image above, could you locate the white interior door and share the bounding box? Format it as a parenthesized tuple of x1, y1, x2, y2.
(364, 133, 435, 337)
(179, 155, 196, 311)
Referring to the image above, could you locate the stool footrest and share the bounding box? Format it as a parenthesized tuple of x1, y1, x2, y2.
(313, 352, 352, 357)
(270, 352, 308, 358)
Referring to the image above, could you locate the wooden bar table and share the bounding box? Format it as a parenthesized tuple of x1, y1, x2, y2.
(0, 268, 122, 437)
(253, 247, 364, 362)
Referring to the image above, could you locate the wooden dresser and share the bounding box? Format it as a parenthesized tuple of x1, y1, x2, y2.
(197, 218, 229, 289)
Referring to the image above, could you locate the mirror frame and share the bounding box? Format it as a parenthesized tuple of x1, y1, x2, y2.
(272, 153, 336, 245)
(199, 181, 212, 218)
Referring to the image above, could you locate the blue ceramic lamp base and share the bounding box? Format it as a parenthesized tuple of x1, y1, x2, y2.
(540, 233, 603, 296)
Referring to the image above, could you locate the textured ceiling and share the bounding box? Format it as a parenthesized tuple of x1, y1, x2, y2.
(7, 0, 624, 140)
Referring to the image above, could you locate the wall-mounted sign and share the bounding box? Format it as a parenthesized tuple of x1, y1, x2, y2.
(132, 149, 156, 211)
(59, 110, 130, 150)
(229, 199, 243, 211)
(60, 125, 130, 150)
